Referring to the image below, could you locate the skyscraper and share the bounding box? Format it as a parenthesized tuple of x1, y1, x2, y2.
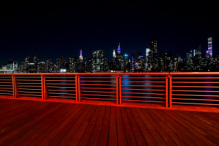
(150, 37, 158, 70)
(145, 47, 150, 69)
(208, 37, 213, 58)
(131, 51, 135, 72)
(113, 49, 116, 58)
(117, 43, 121, 54)
(150, 37, 157, 55)
(92, 50, 105, 72)
(79, 49, 83, 62)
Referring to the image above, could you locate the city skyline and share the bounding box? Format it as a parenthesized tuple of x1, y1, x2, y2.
(0, 36, 216, 66)
(0, 1, 218, 66)
(1, 36, 219, 73)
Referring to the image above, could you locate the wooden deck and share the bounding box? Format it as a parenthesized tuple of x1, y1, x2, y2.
(0, 98, 219, 146)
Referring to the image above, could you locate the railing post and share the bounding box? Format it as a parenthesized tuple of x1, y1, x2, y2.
(119, 76, 122, 105)
(43, 76, 48, 100)
(116, 75, 119, 104)
(13, 75, 19, 98)
(41, 75, 44, 100)
(165, 75, 168, 108)
(12, 75, 15, 98)
(78, 76, 81, 102)
(75, 75, 78, 102)
(169, 75, 172, 108)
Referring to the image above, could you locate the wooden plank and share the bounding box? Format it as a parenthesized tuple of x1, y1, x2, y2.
(148, 109, 187, 145)
(108, 106, 118, 146)
(195, 112, 219, 128)
(0, 100, 30, 113)
(115, 107, 127, 146)
(152, 109, 197, 145)
(0, 101, 51, 125)
(121, 107, 137, 146)
(0, 101, 52, 132)
(7, 103, 76, 146)
(0, 99, 219, 146)
(29, 104, 81, 146)
(198, 112, 219, 129)
(142, 109, 177, 145)
(180, 111, 219, 133)
(77, 106, 102, 146)
(130, 108, 157, 145)
(0, 101, 37, 122)
(88, 106, 106, 146)
(97, 106, 111, 146)
(46, 104, 90, 146)
(173, 110, 219, 144)
(0, 102, 63, 145)
(163, 110, 217, 146)
(58, 105, 94, 145)
(68, 105, 98, 146)
(125, 107, 147, 146)
(135, 108, 167, 146)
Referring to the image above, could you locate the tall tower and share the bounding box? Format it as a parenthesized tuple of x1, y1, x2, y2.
(117, 43, 121, 54)
(132, 51, 134, 72)
(113, 49, 116, 58)
(150, 37, 158, 69)
(208, 37, 213, 58)
(150, 37, 157, 55)
(145, 47, 150, 69)
(79, 49, 83, 61)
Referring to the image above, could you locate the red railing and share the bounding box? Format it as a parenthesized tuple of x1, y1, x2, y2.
(1, 72, 219, 108)
(170, 72, 219, 107)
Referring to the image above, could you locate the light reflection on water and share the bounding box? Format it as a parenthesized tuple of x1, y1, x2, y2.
(204, 75, 212, 104)
(55, 74, 218, 105)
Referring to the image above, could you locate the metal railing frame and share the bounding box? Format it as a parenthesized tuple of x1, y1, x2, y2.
(1, 72, 219, 108)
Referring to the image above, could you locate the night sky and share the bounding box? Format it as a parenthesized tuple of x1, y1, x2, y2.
(0, 1, 218, 65)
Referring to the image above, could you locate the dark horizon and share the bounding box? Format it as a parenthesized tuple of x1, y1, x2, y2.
(1, 1, 219, 65)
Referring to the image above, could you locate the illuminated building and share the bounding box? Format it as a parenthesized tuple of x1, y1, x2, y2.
(79, 49, 83, 62)
(193, 45, 202, 67)
(159, 51, 164, 72)
(116, 54, 124, 70)
(103, 58, 110, 71)
(92, 50, 105, 72)
(186, 53, 191, 63)
(145, 47, 150, 70)
(37, 61, 46, 73)
(68, 57, 77, 72)
(147, 37, 158, 71)
(54, 56, 66, 73)
(208, 37, 213, 58)
(193, 49, 196, 57)
(173, 56, 180, 72)
(150, 37, 158, 69)
(131, 51, 135, 72)
(113, 49, 116, 58)
(195, 45, 202, 56)
(6, 61, 18, 71)
(85, 59, 92, 72)
(117, 43, 121, 54)
(124, 54, 129, 72)
(150, 37, 157, 54)
(45, 58, 53, 73)
(206, 50, 210, 59)
(137, 51, 145, 71)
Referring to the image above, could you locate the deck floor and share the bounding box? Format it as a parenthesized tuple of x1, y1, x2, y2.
(0, 98, 219, 146)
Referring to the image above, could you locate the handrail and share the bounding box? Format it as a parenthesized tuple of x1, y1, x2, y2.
(1, 72, 219, 108)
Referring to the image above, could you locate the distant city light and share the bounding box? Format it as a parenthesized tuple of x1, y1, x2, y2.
(124, 54, 128, 57)
(60, 69, 66, 72)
